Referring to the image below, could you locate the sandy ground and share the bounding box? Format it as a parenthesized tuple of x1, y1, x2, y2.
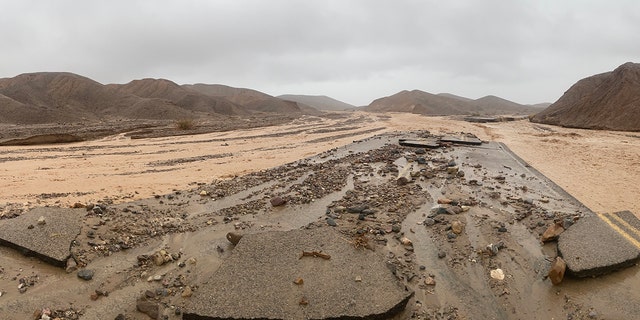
(1, 112, 638, 216)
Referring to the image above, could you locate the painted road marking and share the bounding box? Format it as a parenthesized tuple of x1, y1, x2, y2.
(597, 213, 640, 250)
(606, 212, 640, 239)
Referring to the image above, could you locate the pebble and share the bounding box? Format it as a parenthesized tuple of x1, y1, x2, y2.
(424, 276, 436, 285)
(77, 269, 94, 281)
(136, 298, 159, 319)
(115, 314, 125, 320)
(326, 217, 337, 227)
(446, 232, 457, 239)
(226, 232, 243, 245)
(451, 220, 464, 234)
(548, 257, 566, 285)
(391, 224, 401, 233)
(181, 286, 193, 297)
(270, 196, 287, 207)
(437, 251, 447, 259)
(490, 268, 505, 280)
(423, 218, 436, 226)
(400, 237, 413, 246)
(355, 276, 362, 282)
(37, 216, 46, 225)
(497, 226, 508, 233)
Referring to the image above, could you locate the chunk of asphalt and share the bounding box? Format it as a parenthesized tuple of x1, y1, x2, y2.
(558, 211, 640, 277)
(440, 134, 483, 145)
(183, 228, 413, 320)
(0, 207, 84, 267)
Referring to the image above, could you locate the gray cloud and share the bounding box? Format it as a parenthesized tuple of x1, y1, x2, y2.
(1, 0, 639, 105)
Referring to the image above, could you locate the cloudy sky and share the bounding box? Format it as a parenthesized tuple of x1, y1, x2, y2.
(1, 0, 639, 106)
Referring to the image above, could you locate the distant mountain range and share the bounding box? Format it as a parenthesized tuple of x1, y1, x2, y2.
(0, 71, 553, 126)
(277, 94, 357, 111)
(0, 72, 317, 124)
(365, 90, 544, 116)
(531, 62, 640, 131)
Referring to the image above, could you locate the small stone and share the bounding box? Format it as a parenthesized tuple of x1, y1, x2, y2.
(497, 226, 508, 233)
(326, 217, 337, 227)
(419, 265, 426, 270)
(175, 307, 182, 315)
(446, 232, 457, 239)
(152, 275, 163, 281)
(77, 269, 94, 281)
(437, 198, 453, 205)
(187, 257, 197, 264)
(423, 218, 436, 226)
(391, 224, 401, 233)
(541, 223, 565, 242)
(588, 310, 598, 318)
(181, 286, 193, 298)
(437, 251, 446, 259)
(294, 278, 304, 285)
(355, 276, 362, 282)
(199, 190, 208, 196)
(548, 257, 566, 285)
(136, 298, 159, 319)
(357, 213, 366, 221)
(490, 268, 505, 280)
(562, 218, 574, 229)
(446, 166, 459, 174)
(152, 251, 165, 266)
(65, 258, 78, 273)
(36, 216, 46, 225)
(115, 314, 126, 320)
(451, 220, 464, 234)
(400, 237, 412, 246)
(424, 276, 436, 286)
(487, 243, 500, 256)
(270, 196, 287, 207)
(226, 232, 243, 245)
(145, 290, 156, 298)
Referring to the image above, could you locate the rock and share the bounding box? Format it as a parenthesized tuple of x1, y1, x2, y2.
(437, 251, 446, 259)
(77, 269, 94, 281)
(199, 190, 209, 196)
(486, 243, 500, 256)
(451, 220, 464, 234)
(446, 232, 457, 240)
(541, 223, 565, 242)
(270, 196, 287, 207)
(424, 276, 436, 285)
(437, 198, 453, 205)
(294, 278, 304, 285)
(355, 276, 362, 282)
(423, 218, 435, 226)
(326, 218, 337, 227)
(115, 314, 125, 320)
(490, 268, 505, 280)
(446, 166, 459, 174)
(136, 298, 159, 319)
(36, 216, 46, 225)
(391, 224, 401, 233)
(151, 251, 164, 266)
(562, 217, 574, 229)
(400, 237, 412, 246)
(497, 226, 508, 233)
(65, 258, 77, 273)
(397, 166, 413, 185)
(548, 257, 566, 285)
(182, 286, 193, 298)
(226, 232, 243, 245)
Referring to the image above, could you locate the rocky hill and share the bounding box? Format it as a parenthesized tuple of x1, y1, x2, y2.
(184, 84, 316, 114)
(365, 90, 541, 116)
(0, 73, 321, 125)
(277, 94, 356, 111)
(531, 62, 640, 131)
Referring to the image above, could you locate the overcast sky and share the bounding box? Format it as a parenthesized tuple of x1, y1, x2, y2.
(1, 0, 639, 106)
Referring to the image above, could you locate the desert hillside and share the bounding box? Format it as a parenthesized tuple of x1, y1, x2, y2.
(531, 62, 640, 131)
(366, 89, 543, 116)
(184, 84, 314, 114)
(277, 94, 357, 111)
(0, 73, 324, 125)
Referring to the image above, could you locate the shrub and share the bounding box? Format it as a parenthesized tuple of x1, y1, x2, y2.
(176, 119, 195, 130)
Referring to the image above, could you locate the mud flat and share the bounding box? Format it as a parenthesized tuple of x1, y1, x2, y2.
(1, 126, 639, 319)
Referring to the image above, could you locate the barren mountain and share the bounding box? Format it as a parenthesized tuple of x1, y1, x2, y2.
(366, 90, 542, 116)
(0, 72, 200, 123)
(531, 62, 640, 131)
(184, 83, 315, 114)
(277, 94, 356, 111)
(112, 79, 246, 116)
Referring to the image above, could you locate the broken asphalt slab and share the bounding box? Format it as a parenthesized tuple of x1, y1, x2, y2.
(183, 228, 413, 320)
(558, 211, 640, 277)
(398, 138, 440, 148)
(0, 207, 84, 267)
(440, 133, 483, 145)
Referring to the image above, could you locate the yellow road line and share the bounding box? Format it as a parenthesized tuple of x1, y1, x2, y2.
(597, 213, 640, 250)
(605, 212, 640, 239)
